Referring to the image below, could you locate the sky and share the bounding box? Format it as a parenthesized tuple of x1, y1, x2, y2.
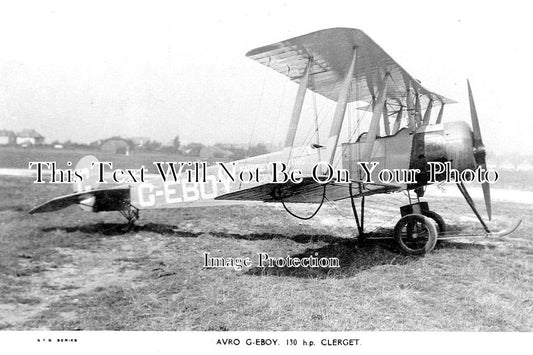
(0, 0, 532, 154)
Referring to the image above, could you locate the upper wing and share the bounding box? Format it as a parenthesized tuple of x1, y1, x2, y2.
(246, 27, 454, 110)
(29, 186, 130, 214)
(215, 177, 401, 204)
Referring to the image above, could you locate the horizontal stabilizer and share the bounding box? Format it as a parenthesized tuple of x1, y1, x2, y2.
(29, 186, 130, 214)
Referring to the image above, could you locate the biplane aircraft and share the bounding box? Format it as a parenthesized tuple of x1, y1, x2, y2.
(29, 28, 520, 255)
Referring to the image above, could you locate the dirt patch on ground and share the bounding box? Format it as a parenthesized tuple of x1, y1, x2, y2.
(1, 234, 159, 329)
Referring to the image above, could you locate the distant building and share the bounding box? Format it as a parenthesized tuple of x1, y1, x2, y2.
(130, 137, 151, 148)
(199, 146, 233, 160)
(181, 143, 204, 156)
(16, 129, 44, 145)
(100, 138, 131, 155)
(229, 143, 255, 150)
(0, 129, 16, 145)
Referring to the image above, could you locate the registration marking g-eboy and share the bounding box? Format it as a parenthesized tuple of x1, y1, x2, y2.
(135, 161, 309, 208)
(136, 175, 232, 207)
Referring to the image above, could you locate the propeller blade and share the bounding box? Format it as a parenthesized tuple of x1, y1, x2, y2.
(481, 180, 492, 221)
(467, 79, 483, 145)
(467, 80, 492, 221)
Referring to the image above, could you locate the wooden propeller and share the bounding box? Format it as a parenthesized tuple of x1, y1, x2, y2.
(467, 80, 492, 221)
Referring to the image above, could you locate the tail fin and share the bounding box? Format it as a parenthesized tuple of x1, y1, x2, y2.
(74, 155, 100, 193)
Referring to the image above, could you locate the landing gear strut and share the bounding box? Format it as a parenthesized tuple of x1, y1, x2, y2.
(400, 201, 446, 235)
(118, 204, 139, 229)
(349, 183, 366, 246)
(349, 184, 445, 255)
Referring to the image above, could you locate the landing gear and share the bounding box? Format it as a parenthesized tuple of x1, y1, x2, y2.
(348, 184, 444, 255)
(118, 204, 139, 229)
(396, 190, 444, 255)
(394, 214, 437, 255)
(421, 210, 446, 234)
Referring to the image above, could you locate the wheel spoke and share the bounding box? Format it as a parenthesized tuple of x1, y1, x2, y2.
(394, 214, 437, 255)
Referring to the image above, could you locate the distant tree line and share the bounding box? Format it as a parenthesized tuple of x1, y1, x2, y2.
(46, 134, 271, 160)
(490, 153, 533, 170)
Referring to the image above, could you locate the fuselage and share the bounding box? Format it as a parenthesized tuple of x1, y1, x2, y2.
(130, 120, 478, 209)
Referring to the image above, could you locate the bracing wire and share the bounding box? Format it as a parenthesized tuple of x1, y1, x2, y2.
(332, 101, 370, 169)
(312, 90, 322, 161)
(244, 60, 270, 165)
(291, 54, 353, 161)
(323, 195, 352, 220)
(267, 77, 288, 164)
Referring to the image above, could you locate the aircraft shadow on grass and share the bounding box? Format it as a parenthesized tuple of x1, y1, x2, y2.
(40, 222, 492, 278)
(245, 237, 492, 279)
(41, 222, 354, 242)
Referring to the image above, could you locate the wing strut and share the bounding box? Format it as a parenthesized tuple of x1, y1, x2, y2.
(364, 72, 390, 162)
(284, 59, 311, 153)
(382, 101, 390, 135)
(422, 98, 433, 125)
(436, 102, 445, 124)
(392, 105, 403, 134)
(414, 91, 423, 126)
(405, 87, 416, 130)
(326, 48, 357, 165)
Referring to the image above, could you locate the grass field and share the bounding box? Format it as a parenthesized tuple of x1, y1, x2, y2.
(0, 175, 532, 331)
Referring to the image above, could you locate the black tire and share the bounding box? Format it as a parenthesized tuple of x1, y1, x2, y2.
(394, 214, 437, 255)
(422, 210, 446, 235)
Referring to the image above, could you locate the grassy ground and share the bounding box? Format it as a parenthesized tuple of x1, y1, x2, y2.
(0, 176, 532, 331)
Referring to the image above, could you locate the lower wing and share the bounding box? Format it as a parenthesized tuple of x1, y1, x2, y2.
(215, 177, 402, 204)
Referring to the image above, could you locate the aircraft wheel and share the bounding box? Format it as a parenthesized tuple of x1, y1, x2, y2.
(423, 210, 446, 234)
(394, 214, 437, 255)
